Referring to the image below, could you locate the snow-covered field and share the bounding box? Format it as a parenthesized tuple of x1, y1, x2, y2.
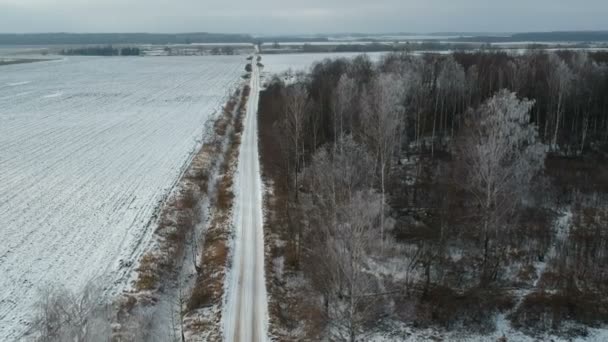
(0, 56, 245, 340)
(261, 52, 388, 74)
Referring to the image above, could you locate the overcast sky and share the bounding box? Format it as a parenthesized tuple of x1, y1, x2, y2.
(0, 0, 606, 35)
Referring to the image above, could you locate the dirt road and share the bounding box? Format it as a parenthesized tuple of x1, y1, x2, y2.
(223, 61, 268, 342)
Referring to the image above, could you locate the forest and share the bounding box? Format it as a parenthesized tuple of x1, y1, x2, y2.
(60, 46, 141, 56)
(258, 50, 608, 340)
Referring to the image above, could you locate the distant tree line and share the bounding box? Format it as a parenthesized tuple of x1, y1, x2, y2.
(258, 36, 330, 43)
(1, 31, 606, 46)
(448, 30, 608, 43)
(267, 42, 512, 55)
(61, 46, 141, 56)
(210, 46, 235, 55)
(302, 43, 397, 53)
(0, 32, 252, 45)
(119, 47, 141, 56)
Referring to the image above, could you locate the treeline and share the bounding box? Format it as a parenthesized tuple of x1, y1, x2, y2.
(61, 46, 141, 56)
(297, 42, 479, 54)
(448, 31, 608, 43)
(258, 36, 330, 43)
(259, 51, 608, 340)
(301, 43, 397, 53)
(210, 46, 235, 55)
(0, 33, 252, 45)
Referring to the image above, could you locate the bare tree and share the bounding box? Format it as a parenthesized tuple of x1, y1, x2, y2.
(567, 52, 601, 155)
(303, 136, 382, 342)
(361, 73, 406, 250)
(455, 90, 547, 284)
(547, 53, 573, 149)
(405, 58, 431, 149)
(119, 307, 158, 342)
(33, 283, 112, 342)
(332, 75, 357, 143)
(283, 83, 309, 202)
(329, 190, 383, 342)
(434, 56, 465, 150)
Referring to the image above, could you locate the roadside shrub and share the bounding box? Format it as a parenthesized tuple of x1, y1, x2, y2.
(214, 118, 229, 136)
(177, 189, 197, 210)
(191, 168, 210, 185)
(216, 175, 234, 211)
(188, 286, 214, 311)
(188, 231, 229, 311)
(134, 254, 160, 291)
(241, 85, 251, 98)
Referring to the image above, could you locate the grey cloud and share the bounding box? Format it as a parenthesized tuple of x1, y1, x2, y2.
(0, 0, 606, 34)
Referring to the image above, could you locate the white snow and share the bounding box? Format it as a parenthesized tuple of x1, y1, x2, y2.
(260, 52, 388, 74)
(6, 81, 31, 87)
(42, 92, 62, 98)
(223, 62, 269, 342)
(0, 55, 245, 340)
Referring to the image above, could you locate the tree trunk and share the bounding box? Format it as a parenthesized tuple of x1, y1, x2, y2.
(552, 93, 563, 149)
(380, 162, 385, 252)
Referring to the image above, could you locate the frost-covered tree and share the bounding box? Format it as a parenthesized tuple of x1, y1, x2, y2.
(455, 90, 547, 283)
(33, 283, 112, 342)
(330, 190, 382, 342)
(303, 136, 382, 342)
(361, 73, 406, 250)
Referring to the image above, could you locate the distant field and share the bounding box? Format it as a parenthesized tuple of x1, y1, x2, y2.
(0, 56, 245, 340)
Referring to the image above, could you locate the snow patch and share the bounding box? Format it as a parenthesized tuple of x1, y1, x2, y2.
(42, 92, 63, 98)
(6, 81, 31, 86)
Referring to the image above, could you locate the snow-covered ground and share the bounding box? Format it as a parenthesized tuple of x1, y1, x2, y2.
(223, 62, 269, 341)
(0, 56, 245, 340)
(366, 317, 608, 342)
(260, 52, 388, 74)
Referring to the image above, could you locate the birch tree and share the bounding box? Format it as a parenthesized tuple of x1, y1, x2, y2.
(332, 75, 357, 142)
(361, 73, 406, 250)
(283, 83, 309, 201)
(304, 136, 382, 342)
(331, 190, 382, 342)
(547, 53, 573, 149)
(455, 90, 547, 284)
(433, 56, 465, 154)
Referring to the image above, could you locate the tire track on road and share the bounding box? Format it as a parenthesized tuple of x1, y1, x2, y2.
(223, 60, 268, 342)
